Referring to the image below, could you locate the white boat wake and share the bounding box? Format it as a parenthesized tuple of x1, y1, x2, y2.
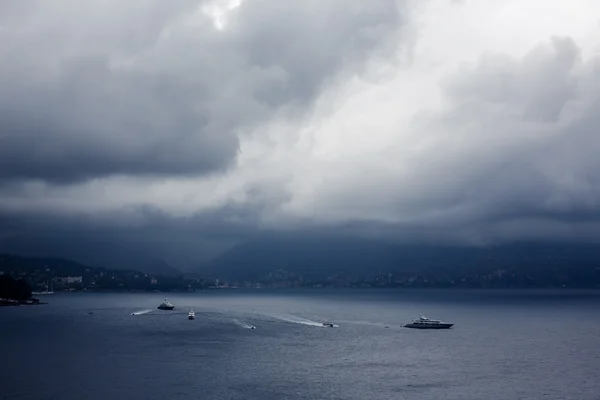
(131, 309, 152, 316)
(270, 314, 328, 327)
(233, 319, 256, 329)
(337, 320, 389, 328)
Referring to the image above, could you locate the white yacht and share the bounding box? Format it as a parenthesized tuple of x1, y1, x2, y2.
(157, 298, 175, 310)
(32, 280, 54, 295)
(404, 315, 453, 329)
(188, 308, 195, 320)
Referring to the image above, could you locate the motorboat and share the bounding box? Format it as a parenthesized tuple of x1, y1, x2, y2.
(404, 315, 453, 329)
(188, 308, 195, 320)
(157, 298, 175, 310)
(322, 321, 335, 327)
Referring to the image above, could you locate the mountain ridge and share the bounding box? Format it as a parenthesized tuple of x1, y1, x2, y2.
(196, 237, 600, 287)
(0, 239, 182, 276)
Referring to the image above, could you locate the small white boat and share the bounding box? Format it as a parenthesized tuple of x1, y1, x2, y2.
(322, 321, 335, 327)
(188, 309, 195, 320)
(157, 298, 175, 310)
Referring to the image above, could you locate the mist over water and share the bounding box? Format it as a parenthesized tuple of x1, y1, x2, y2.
(2, 289, 599, 400)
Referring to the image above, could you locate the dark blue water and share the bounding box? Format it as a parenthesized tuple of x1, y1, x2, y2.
(1, 289, 599, 399)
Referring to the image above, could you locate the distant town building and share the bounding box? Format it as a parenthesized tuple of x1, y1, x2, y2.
(56, 276, 83, 284)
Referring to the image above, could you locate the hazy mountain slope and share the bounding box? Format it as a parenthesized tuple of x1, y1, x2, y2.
(198, 236, 600, 284)
(0, 238, 181, 276)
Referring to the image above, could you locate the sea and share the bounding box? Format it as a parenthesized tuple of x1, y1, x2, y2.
(1, 289, 599, 400)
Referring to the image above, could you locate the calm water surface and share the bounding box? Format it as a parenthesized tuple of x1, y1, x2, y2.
(1, 289, 599, 400)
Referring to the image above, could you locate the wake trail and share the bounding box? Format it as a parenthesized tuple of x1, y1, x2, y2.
(232, 319, 256, 329)
(269, 313, 325, 327)
(131, 309, 152, 316)
(337, 320, 391, 328)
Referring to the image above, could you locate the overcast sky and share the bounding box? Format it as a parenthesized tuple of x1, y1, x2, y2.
(1, 0, 600, 268)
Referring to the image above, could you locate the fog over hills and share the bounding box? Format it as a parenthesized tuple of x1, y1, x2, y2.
(0, 236, 182, 276)
(198, 234, 600, 286)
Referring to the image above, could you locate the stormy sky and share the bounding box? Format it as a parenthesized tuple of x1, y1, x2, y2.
(1, 0, 600, 269)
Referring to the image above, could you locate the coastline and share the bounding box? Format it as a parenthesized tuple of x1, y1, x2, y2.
(0, 298, 47, 307)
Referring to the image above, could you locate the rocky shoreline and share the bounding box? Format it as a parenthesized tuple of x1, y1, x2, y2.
(0, 297, 46, 306)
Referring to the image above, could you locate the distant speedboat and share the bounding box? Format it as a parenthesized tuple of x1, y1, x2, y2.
(404, 315, 453, 329)
(188, 308, 195, 320)
(322, 321, 335, 328)
(157, 298, 175, 310)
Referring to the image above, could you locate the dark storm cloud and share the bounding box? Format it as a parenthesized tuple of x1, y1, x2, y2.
(0, 200, 269, 270)
(0, 0, 405, 184)
(2, 1, 600, 272)
(275, 35, 600, 247)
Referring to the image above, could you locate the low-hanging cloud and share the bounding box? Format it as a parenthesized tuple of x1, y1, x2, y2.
(1, 0, 600, 269)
